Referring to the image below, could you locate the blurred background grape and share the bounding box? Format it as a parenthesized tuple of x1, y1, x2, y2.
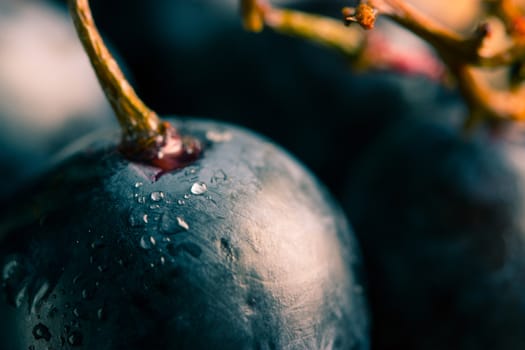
(0, 0, 114, 199)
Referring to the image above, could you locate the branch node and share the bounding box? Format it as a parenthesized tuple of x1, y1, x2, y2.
(343, 4, 378, 30)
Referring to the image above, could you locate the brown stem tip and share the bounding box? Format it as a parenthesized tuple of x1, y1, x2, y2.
(343, 5, 378, 30)
(241, 0, 265, 32)
(68, 0, 201, 170)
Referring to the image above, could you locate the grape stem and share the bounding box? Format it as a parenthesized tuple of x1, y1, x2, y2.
(69, 0, 162, 146)
(242, 0, 525, 127)
(68, 0, 201, 169)
(240, 0, 445, 81)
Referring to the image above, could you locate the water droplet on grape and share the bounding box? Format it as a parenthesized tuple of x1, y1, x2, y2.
(2, 256, 30, 308)
(176, 217, 189, 230)
(90, 240, 104, 249)
(160, 214, 189, 235)
(185, 167, 197, 176)
(211, 169, 228, 183)
(128, 211, 147, 227)
(67, 331, 83, 346)
(140, 235, 156, 250)
(13, 284, 28, 308)
(177, 199, 185, 205)
(30, 281, 50, 314)
(150, 191, 165, 202)
(97, 306, 106, 321)
(2, 258, 21, 281)
(134, 182, 143, 188)
(32, 323, 51, 341)
(206, 130, 233, 142)
(137, 196, 146, 204)
(191, 182, 207, 195)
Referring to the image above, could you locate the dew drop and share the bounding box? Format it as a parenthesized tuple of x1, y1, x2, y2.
(137, 196, 146, 204)
(32, 323, 51, 341)
(185, 167, 197, 176)
(128, 211, 147, 227)
(72, 274, 82, 284)
(90, 240, 104, 249)
(14, 284, 28, 308)
(150, 191, 165, 202)
(211, 169, 228, 183)
(143, 214, 149, 224)
(176, 217, 189, 231)
(2, 256, 30, 308)
(2, 258, 21, 281)
(30, 281, 50, 314)
(68, 331, 83, 346)
(177, 199, 185, 205)
(191, 182, 207, 195)
(140, 236, 156, 250)
(183, 194, 191, 199)
(206, 130, 233, 142)
(160, 214, 190, 235)
(134, 182, 143, 188)
(97, 306, 106, 321)
(81, 289, 89, 300)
